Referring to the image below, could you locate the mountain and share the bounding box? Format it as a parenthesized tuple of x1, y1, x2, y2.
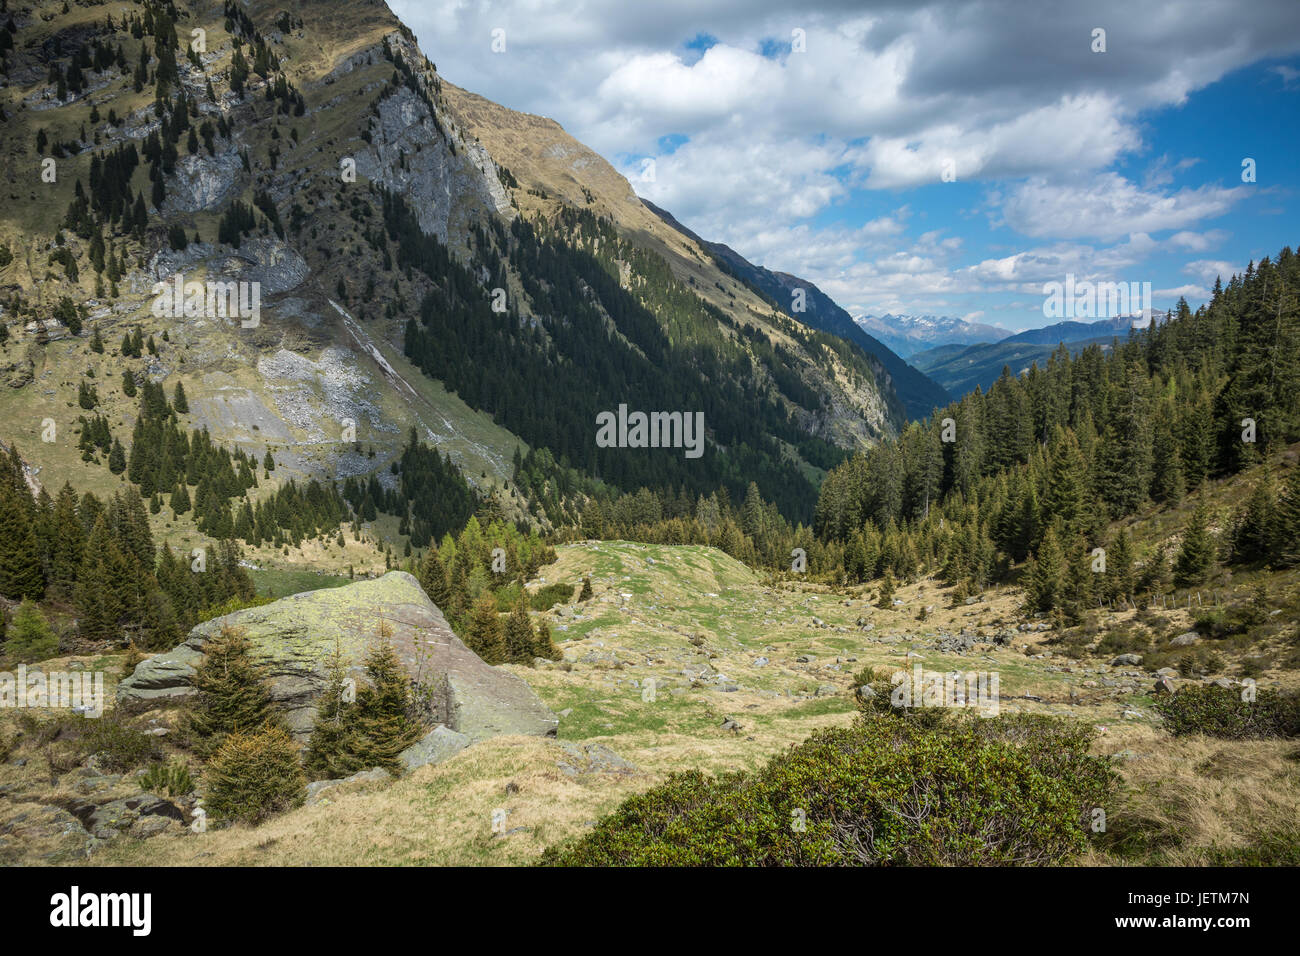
(911, 313, 1153, 396)
(0, 0, 906, 540)
(1000, 313, 1151, 346)
(853, 313, 1013, 358)
(643, 201, 951, 421)
(910, 336, 1117, 397)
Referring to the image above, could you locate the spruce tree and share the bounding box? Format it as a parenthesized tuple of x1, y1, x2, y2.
(503, 598, 536, 665)
(303, 640, 367, 780)
(188, 626, 280, 755)
(417, 548, 450, 608)
(108, 437, 126, 474)
(1026, 526, 1064, 613)
(4, 599, 58, 662)
(464, 595, 505, 664)
(533, 619, 562, 661)
(353, 634, 421, 774)
(205, 725, 305, 823)
(0, 457, 44, 601)
(1174, 499, 1215, 588)
(49, 483, 85, 598)
(578, 575, 593, 602)
(1272, 466, 1300, 568)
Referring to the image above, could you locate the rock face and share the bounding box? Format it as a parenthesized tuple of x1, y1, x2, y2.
(118, 572, 558, 744)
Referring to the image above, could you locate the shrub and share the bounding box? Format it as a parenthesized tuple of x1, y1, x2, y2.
(851, 666, 949, 728)
(305, 635, 422, 779)
(28, 714, 161, 773)
(3, 600, 58, 663)
(205, 724, 306, 824)
(1153, 684, 1300, 739)
(543, 713, 1118, 866)
(529, 582, 574, 612)
(139, 758, 196, 797)
(186, 627, 282, 755)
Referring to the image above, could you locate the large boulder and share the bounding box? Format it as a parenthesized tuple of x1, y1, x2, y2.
(117, 572, 558, 744)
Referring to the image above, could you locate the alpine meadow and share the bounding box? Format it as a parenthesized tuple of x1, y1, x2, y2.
(0, 0, 1298, 922)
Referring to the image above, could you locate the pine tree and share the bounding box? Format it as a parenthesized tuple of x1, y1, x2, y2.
(4, 599, 57, 662)
(533, 619, 562, 661)
(352, 633, 422, 774)
(1026, 525, 1064, 613)
(1174, 499, 1215, 588)
(504, 598, 536, 665)
(303, 640, 367, 780)
(578, 575, 593, 601)
(172, 380, 189, 413)
(464, 595, 505, 664)
(188, 626, 281, 755)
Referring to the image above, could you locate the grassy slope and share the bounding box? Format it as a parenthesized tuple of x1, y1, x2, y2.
(24, 476, 1290, 865)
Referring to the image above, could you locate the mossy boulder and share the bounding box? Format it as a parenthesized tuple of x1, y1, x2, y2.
(118, 572, 558, 743)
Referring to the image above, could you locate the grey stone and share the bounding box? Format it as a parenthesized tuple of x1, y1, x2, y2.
(118, 572, 558, 745)
(398, 725, 471, 773)
(555, 742, 636, 776)
(1169, 632, 1201, 647)
(304, 767, 393, 806)
(1110, 654, 1143, 666)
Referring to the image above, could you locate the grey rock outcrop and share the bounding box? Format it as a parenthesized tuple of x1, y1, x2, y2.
(118, 572, 558, 745)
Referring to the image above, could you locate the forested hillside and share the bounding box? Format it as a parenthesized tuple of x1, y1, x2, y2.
(812, 249, 1300, 612)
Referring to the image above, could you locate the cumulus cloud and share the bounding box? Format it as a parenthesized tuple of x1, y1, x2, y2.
(389, 0, 1300, 327)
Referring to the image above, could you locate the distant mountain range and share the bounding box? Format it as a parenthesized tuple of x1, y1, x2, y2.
(853, 313, 1014, 358)
(643, 202, 952, 420)
(853, 311, 1158, 397)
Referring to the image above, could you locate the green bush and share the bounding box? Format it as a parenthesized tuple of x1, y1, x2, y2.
(529, 582, 575, 612)
(851, 666, 949, 728)
(205, 724, 306, 824)
(139, 758, 196, 797)
(186, 627, 282, 755)
(27, 714, 161, 772)
(3, 600, 58, 663)
(81, 716, 162, 771)
(1153, 684, 1300, 739)
(542, 713, 1118, 866)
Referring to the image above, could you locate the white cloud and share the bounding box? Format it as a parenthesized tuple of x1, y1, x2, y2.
(387, 0, 1298, 328)
(1000, 174, 1247, 241)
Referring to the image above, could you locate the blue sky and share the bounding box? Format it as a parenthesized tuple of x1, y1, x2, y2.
(392, 0, 1300, 332)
